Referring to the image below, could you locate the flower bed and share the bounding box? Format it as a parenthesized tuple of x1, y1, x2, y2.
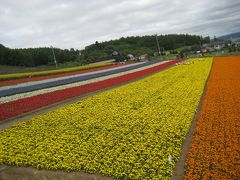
(0, 61, 154, 96)
(185, 56, 240, 179)
(0, 58, 213, 179)
(0, 63, 124, 87)
(0, 62, 115, 81)
(0, 60, 177, 120)
(0, 61, 169, 104)
(0, 62, 145, 92)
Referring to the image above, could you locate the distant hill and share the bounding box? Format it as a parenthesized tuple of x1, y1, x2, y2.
(218, 32, 240, 40)
(1, 34, 210, 67)
(79, 34, 210, 62)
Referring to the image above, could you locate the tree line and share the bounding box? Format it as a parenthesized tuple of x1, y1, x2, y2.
(0, 34, 210, 67)
(0, 45, 79, 67)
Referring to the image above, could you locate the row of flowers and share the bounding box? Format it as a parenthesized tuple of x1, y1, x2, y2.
(0, 58, 213, 179)
(0, 62, 115, 81)
(0, 61, 155, 97)
(0, 62, 146, 91)
(185, 56, 240, 179)
(0, 61, 170, 104)
(0, 61, 177, 121)
(0, 63, 125, 87)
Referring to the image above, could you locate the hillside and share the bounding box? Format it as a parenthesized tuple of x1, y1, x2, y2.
(218, 31, 240, 40)
(79, 34, 209, 62)
(0, 34, 210, 67)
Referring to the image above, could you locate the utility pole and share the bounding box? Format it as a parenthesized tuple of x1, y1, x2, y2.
(51, 46, 58, 68)
(155, 34, 161, 56)
(199, 36, 202, 48)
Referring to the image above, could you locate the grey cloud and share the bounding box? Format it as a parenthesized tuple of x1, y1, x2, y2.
(0, 0, 239, 49)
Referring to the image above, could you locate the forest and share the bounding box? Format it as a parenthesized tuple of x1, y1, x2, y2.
(0, 34, 210, 67)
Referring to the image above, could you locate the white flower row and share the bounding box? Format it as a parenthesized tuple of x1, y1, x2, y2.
(0, 61, 169, 104)
(0, 62, 146, 91)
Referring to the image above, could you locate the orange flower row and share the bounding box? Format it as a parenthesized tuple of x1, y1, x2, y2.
(185, 56, 240, 179)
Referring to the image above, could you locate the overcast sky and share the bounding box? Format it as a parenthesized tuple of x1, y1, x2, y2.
(0, 0, 239, 49)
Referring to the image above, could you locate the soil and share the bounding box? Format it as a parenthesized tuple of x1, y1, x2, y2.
(0, 166, 113, 180)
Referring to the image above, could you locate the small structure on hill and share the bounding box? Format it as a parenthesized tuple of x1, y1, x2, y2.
(138, 54, 148, 61)
(126, 54, 135, 61)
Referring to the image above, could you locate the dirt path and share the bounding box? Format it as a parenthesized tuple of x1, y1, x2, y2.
(0, 166, 113, 180)
(171, 59, 214, 179)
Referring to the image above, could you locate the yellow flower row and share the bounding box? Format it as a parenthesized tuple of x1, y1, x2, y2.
(0, 62, 114, 80)
(0, 57, 213, 179)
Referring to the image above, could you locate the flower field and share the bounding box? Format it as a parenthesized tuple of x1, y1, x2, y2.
(185, 56, 240, 179)
(0, 62, 114, 81)
(0, 61, 171, 104)
(0, 58, 213, 179)
(0, 60, 177, 121)
(0, 61, 155, 96)
(0, 63, 125, 87)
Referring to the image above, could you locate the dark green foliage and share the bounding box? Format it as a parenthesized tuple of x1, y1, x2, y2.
(180, 51, 184, 58)
(228, 45, 239, 53)
(0, 34, 205, 67)
(79, 34, 204, 62)
(0, 45, 79, 67)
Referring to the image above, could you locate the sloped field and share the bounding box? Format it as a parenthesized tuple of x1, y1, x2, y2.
(0, 58, 212, 179)
(185, 56, 240, 179)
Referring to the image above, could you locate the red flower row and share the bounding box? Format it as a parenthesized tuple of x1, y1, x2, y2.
(0, 60, 178, 121)
(0, 63, 124, 87)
